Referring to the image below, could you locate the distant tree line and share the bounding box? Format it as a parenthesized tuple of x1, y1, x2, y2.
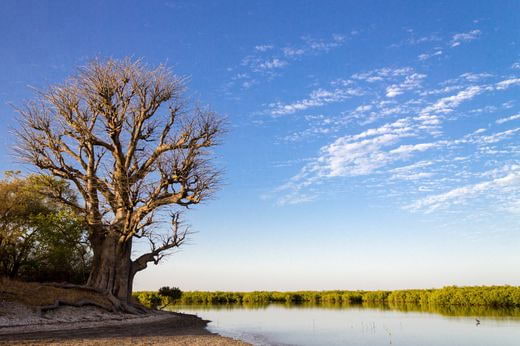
(134, 286, 520, 309)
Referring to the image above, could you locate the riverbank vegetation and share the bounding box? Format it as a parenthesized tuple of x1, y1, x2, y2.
(134, 286, 520, 309)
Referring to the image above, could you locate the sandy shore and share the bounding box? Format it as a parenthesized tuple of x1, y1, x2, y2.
(0, 302, 249, 345)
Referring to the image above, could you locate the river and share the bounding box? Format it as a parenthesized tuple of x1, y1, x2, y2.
(170, 303, 520, 345)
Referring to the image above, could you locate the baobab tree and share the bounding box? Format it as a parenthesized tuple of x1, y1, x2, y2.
(14, 58, 223, 309)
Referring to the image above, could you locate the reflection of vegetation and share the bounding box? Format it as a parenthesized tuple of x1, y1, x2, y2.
(165, 301, 520, 319)
(136, 286, 520, 313)
(168, 303, 271, 311)
(386, 302, 520, 319)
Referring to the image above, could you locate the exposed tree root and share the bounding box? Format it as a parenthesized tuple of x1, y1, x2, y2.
(38, 282, 150, 315)
(38, 299, 116, 315)
(40, 282, 107, 294)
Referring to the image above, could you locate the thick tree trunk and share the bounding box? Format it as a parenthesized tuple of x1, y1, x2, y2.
(87, 232, 133, 302)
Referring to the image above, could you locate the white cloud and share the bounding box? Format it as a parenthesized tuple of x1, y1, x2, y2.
(284, 114, 440, 183)
(495, 78, 520, 90)
(418, 50, 443, 61)
(496, 114, 520, 124)
(346, 117, 414, 142)
(280, 115, 343, 142)
(389, 160, 436, 181)
(233, 73, 249, 79)
(512, 62, 520, 70)
(389, 142, 439, 155)
(282, 47, 305, 57)
(258, 58, 288, 70)
(385, 85, 402, 97)
(255, 45, 274, 52)
(270, 87, 364, 115)
(302, 34, 345, 52)
(476, 127, 520, 144)
(405, 168, 520, 213)
(273, 77, 495, 204)
(410, 35, 442, 44)
(242, 80, 257, 89)
(419, 85, 465, 96)
(352, 67, 413, 82)
(391, 34, 442, 48)
(390, 160, 434, 173)
(420, 86, 482, 115)
(385, 73, 426, 97)
(229, 34, 353, 90)
(460, 72, 493, 82)
(355, 105, 373, 112)
(349, 67, 427, 98)
(320, 134, 402, 177)
(450, 29, 481, 47)
(392, 172, 434, 181)
(270, 62, 520, 209)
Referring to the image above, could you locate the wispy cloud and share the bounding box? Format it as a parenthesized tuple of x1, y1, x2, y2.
(495, 78, 520, 90)
(255, 45, 274, 52)
(496, 113, 520, 124)
(390, 32, 442, 48)
(226, 34, 351, 91)
(281, 34, 348, 57)
(420, 85, 483, 115)
(385, 73, 426, 97)
(405, 166, 520, 213)
(450, 29, 481, 47)
(460, 72, 493, 82)
(390, 160, 435, 180)
(270, 67, 428, 117)
(418, 50, 443, 61)
(352, 67, 414, 82)
(475, 127, 520, 144)
(274, 113, 444, 205)
(301, 34, 346, 52)
(280, 115, 345, 142)
(257, 58, 288, 70)
(241, 56, 288, 72)
(282, 47, 305, 57)
(269, 87, 364, 116)
(272, 67, 520, 207)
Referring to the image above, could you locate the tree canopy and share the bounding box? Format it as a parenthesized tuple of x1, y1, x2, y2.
(0, 172, 90, 283)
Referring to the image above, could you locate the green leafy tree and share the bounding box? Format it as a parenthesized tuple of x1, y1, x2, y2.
(0, 172, 90, 283)
(22, 209, 91, 283)
(158, 286, 182, 308)
(158, 286, 182, 301)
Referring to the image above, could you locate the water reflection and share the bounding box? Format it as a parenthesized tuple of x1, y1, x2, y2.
(169, 302, 520, 346)
(170, 301, 520, 319)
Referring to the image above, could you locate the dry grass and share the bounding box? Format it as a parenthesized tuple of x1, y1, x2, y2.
(0, 277, 114, 310)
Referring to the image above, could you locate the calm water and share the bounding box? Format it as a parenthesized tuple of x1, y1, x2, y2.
(170, 303, 520, 346)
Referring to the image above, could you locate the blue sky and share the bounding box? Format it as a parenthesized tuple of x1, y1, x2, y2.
(1, 1, 519, 291)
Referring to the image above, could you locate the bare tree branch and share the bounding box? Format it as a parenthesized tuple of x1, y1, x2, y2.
(131, 212, 190, 275)
(14, 58, 224, 291)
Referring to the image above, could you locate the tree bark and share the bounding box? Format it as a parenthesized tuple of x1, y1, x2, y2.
(87, 232, 133, 302)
